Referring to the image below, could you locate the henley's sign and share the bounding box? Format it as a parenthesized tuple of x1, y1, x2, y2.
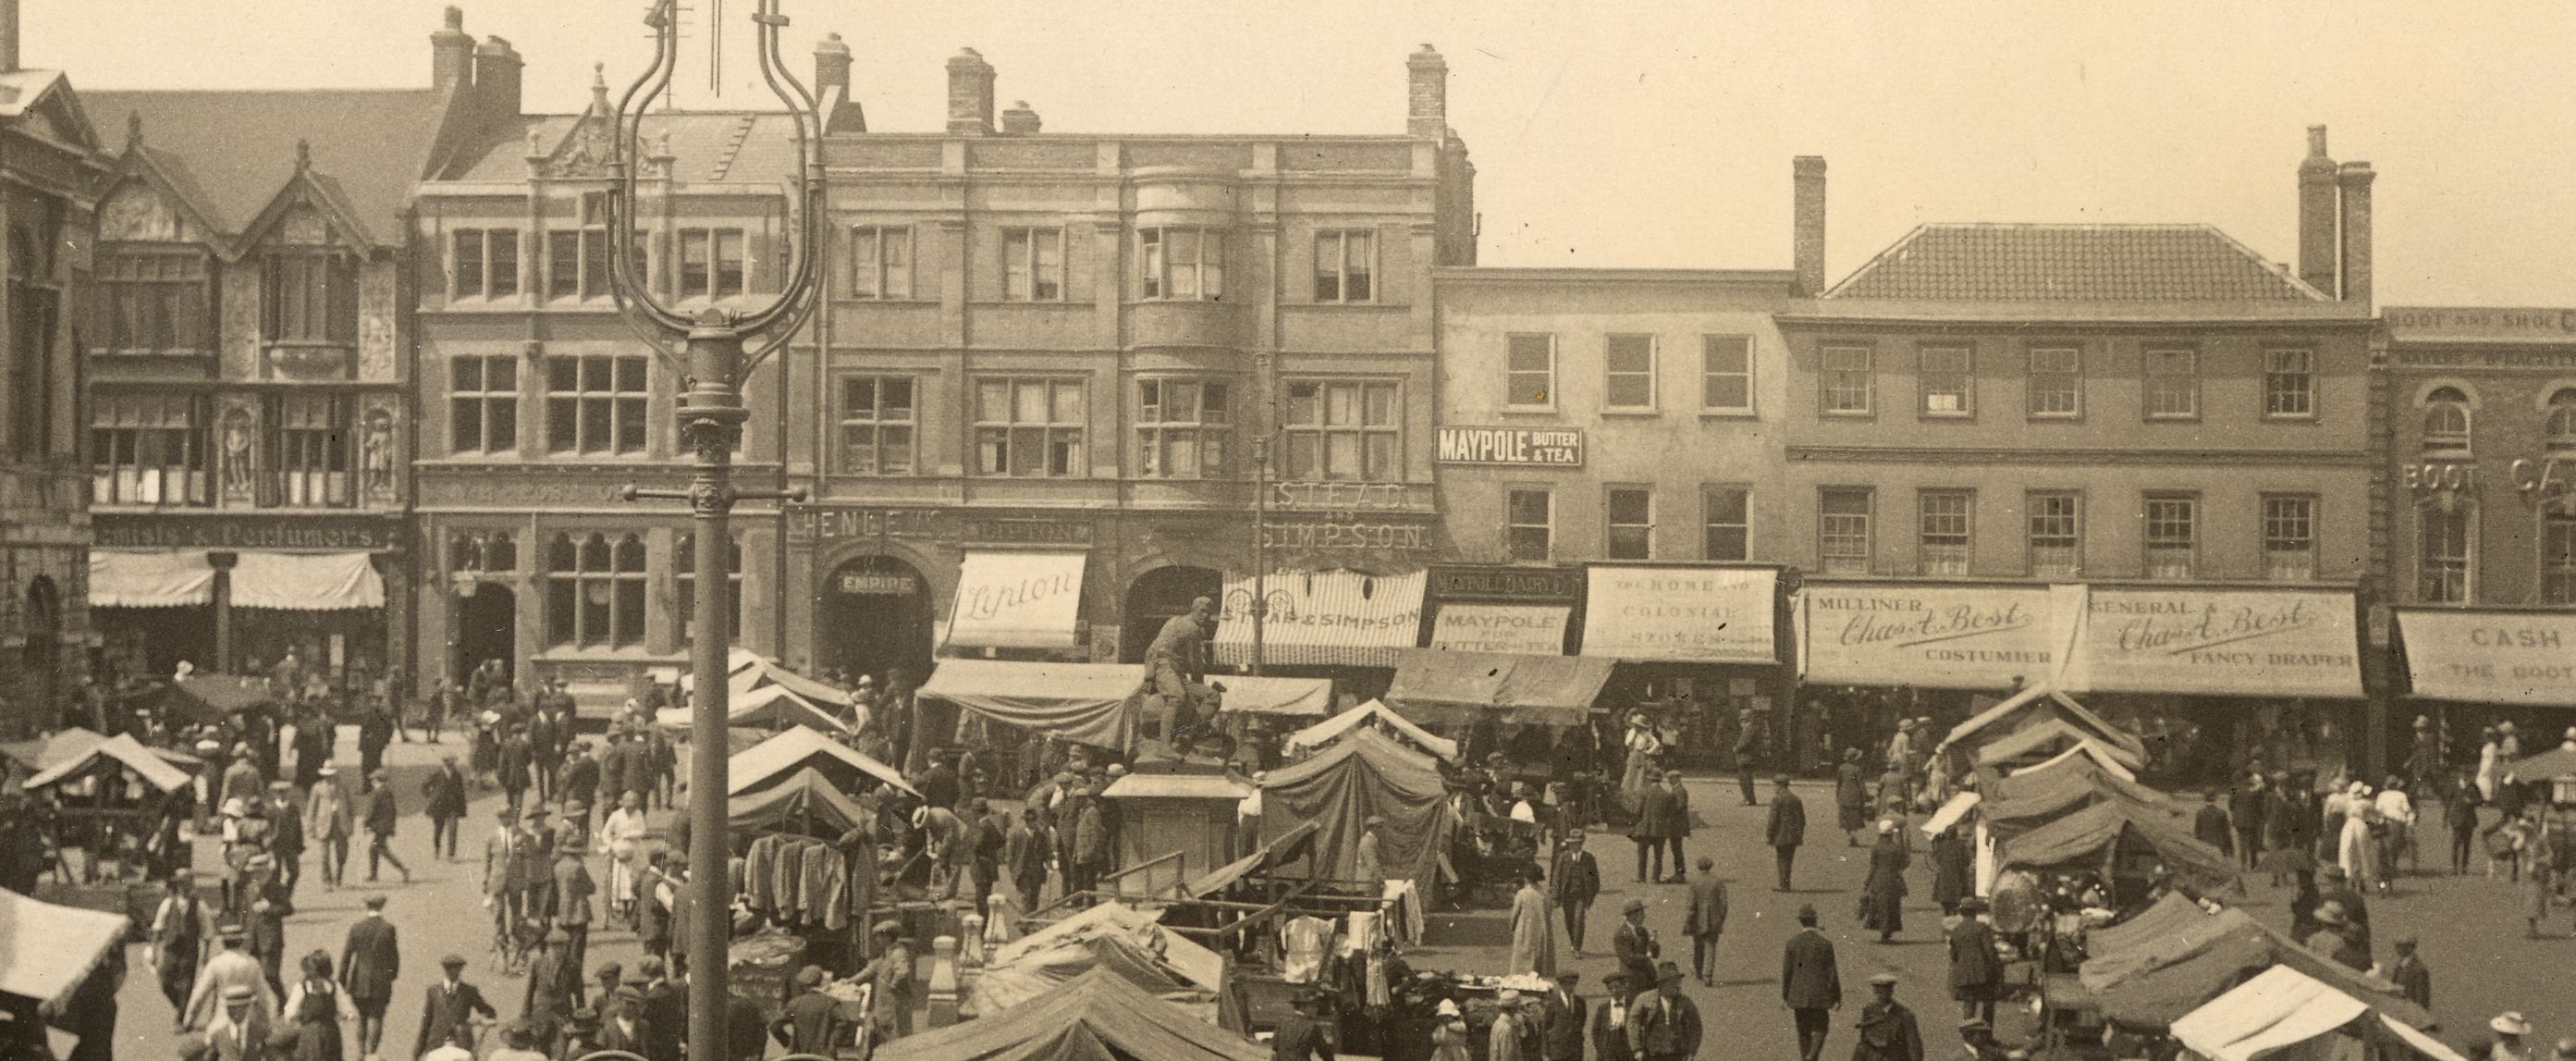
(1435, 426, 1584, 466)
(94, 514, 396, 551)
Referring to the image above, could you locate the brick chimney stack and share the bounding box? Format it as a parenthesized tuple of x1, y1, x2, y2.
(815, 33, 851, 112)
(0, 0, 20, 75)
(431, 7, 474, 92)
(2337, 160, 2374, 305)
(474, 36, 522, 118)
(1793, 156, 1828, 296)
(2298, 125, 2339, 296)
(1407, 44, 1448, 138)
(947, 48, 995, 136)
(1000, 101, 1041, 136)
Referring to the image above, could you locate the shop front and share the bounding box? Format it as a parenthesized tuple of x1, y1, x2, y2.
(1577, 564, 1787, 767)
(1796, 581, 2075, 773)
(1214, 568, 1426, 702)
(91, 513, 401, 696)
(2396, 608, 2576, 760)
(2064, 586, 2365, 782)
(1422, 564, 1578, 655)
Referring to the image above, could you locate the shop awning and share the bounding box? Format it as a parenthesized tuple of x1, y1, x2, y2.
(2398, 609, 2576, 707)
(22, 733, 194, 794)
(0, 890, 133, 1009)
(1381, 648, 1614, 727)
(728, 766, 870, 836)
(726, 725, 915, 798)
(1579, 565, 1777, 663)
(88, 549, 214, 608)
(1286, 698, 1459, 761)
(1998, 800, 2239, 894)
(1429, 603, 1570, 655)
(1936, 685, 2146, 762)
(2067, 586, 2361, 698)
(228, 550, 385, 611)
(1209, 675, 1335, 717)
(1215, 569, 1426, 669)
(943, 550, 1088, 650)
(917, 659, 1146, 749)
(1799, 583, 2072, 690)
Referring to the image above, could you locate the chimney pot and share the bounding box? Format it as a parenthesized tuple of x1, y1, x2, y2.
(1793, 156, 1828, 296)
(947, 47, 996, 136)
(1407, 45, 1449, 138)
(472, 35, 524, 119)
(1000, 100, 1041, 136)
(431, 6, 474, 92)
(2337, 160, 2374, 306)
(0, 0, 20, 75)
(2297, 124, 2339, 297)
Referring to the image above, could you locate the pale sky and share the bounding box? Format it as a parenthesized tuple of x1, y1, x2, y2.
(31, 0, 2576, 308)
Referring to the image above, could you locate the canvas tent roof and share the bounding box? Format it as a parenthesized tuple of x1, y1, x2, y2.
(726, 726, 916, 799)
(2506, 746, 2576, 782)
(1381, 648, 1614, 727)
(656, 683, 849, 734)
(876, 967, 1267, 1061)
(2009, 741, 2140, 781)
(918, 660, 1146, 750)
(23, 733, 194, 794)
(1185, 820, 1319, 898)
(970, 901, 1225, 1018)
(1975, 720, 2147, 771)
(2169, 965, 2468, 1061)
(729, 767, 870, 836)
(1938, 685, 2145, 760)
(162, 676, 274, 721)
(731, 655, 854, 708)
(2082, 893, 2213, 971)
(2080, 907, 2429, 1030)
(1208, 675, 1335, 717)
(1998, 800, 2239, 894)
(1977, 747, 2174, 836)
(1258, 728, 1455, 883)
(1285, 699, 1458, 761)
(0, 889, 133, 1009)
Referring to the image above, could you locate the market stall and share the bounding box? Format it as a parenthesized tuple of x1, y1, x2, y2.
(1380, 648, 1613, 729)
(656, 683, 850, 734)
(2079, 906, 2429, 1033)
(1209, 676, 1336, 719)
(727, 726, 915, 801)
(877, 967, 1267, 1061)
(2168, 965, 2466, 1061)
(1258, 729, 1454, 886)
(1973, 719, 2148, 773)
(1997, 800, 2240, 902)
(1937, 685, 2146, 766)
(970, 901, 1227, 1018)
(20, 733, 197, 885)
(1284, 699, 1457, 762)
(0, 888, 133, 1029)
(916, 659, 1147, 751)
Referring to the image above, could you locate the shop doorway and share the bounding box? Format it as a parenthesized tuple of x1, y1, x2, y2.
(456, 583, 516, 684)
(817, 555, 933, 686)
(1122, 565, 1222, 664)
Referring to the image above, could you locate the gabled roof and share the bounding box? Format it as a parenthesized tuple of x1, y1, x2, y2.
(877, 967, 1263, 1061)
(1825, 223, 2328, 303)
(0, 70, 101, 153)
(87, 87, 452, 245)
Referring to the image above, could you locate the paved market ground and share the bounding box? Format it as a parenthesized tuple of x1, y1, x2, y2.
(80, 738, 2576, 1059)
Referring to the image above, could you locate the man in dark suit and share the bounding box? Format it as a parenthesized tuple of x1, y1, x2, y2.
(1851, 973, 1924, 1061)
(1611, 897, 1659, 991)
(1551, 830, 1601, 955)
(1539, 969, 1585, 1061)
(1629, 769, 1676, 883)
(1765, 775, 1807, 891)
(1625, 963, 1702, 1061)
(337, 894, 400, 1057)
(636, 956, 686, 1061)
(1947, 896, 2004, 1026)
(1682, 857, 1728, 986)
(413, 954, 496, 1058)
(769, 967, 843, 1056)
(1587, 971, 1636, 1061)
(1270, 988, 1334, 1061)
(1780, 905, 1841, 1061)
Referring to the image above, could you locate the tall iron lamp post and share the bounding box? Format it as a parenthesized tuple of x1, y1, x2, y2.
(605, 1, 822, 1053)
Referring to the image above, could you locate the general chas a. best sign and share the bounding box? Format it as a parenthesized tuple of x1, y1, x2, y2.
(1579, 566, 1776, 663)
(2075, 588, 2361, 698)
(1800, 585, 2059, 690)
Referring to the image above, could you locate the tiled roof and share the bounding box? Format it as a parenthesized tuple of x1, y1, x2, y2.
(1826, 223, 2326, 303)
(87, 88, 452, 244)
(434, 111, 804, 187)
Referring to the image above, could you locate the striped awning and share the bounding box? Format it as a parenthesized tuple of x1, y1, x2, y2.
(1215, 569, 1425, 670)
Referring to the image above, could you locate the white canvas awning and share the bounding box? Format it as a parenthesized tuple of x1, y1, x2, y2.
(1286, 698, 1459, 761)
(1215, 570, 1426, 669)
(88, 550, 214, 609)
(229, 551, 384, 611)
(943, 550, 1088, 650)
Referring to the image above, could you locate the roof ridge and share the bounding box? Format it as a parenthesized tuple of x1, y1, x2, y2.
(84, 86, 437, 96)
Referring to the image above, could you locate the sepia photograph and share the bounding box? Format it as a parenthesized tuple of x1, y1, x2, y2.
(1, 1, 2573, 1058)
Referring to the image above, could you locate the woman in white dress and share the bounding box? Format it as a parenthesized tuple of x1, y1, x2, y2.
(2336, 782, 2379, 892)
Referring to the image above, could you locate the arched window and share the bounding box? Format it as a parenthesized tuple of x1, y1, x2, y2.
(2547, 389, 2576, 451)
(2422, 387, 2471, 452)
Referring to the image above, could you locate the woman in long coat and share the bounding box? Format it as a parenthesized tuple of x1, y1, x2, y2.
(1835, 749, 1870, 846)
(1929, 825, 1972, 917)
(1859, 820, 1910, 942)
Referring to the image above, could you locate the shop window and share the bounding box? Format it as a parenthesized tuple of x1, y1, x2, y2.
(1605, 486, 1654, 560)
(975, 376, 1086, 477)
(1136, 378, 1231, 478)
(2422, 387, 2472, 453)
(1821, 345, 1872, 414)
(2144, 494, 2198, 579)
(1313, 229, 1374, 303)
(1282, 379, 1399, 482)
(2027, 491, 2081, 579)
(1701, 336, 1752, 413)
(836, 376, 915, 475)
(2144, 348, 2198, 419)
(2544, 512, 2576, 605)
(1505, 334, 1556, 409)
(1139, 227, 1224, 301)
(1919, 489, 1972, 575)
(2029, 346, 2080, 418)
(1001, 228, 1064, 302)
(1702, 485, 1748, 561)
(677, 228, 747, 300)
(2548, 389, 2576, 451)
(264, 252, 357, 343)
(264, 393, 352, 508)
(545, 532, 645, 648)
(1818, 487, 1872, 574)
(2262, 494, 2317, 581)
(1505, 487, 1552, 562)
(92, 393, 210, 505)
(850, 226, 914, 300)
(2418, 503, 2472, 604)
(2264, 349, 2314, 418)
(676, 532, 743, 645)
(546, 354, 649, 455)
(449, 355, 520, 454)
(1604, 334, 1656, 410)
(449, 228, 518, 301)
(96, 250, 209, 354)
(1919, 345, 1972, 416)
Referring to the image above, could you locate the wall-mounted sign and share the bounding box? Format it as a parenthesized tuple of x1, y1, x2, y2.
(1435, 426, 1584, 466)
(2070, 588, 2361, 698)
(1430, 604, 1569, 655)
(962, 518, 1096, 546)
(2386, 306, 2576, 341)
(93, 513, 398, 551)
(1579, 565, 1777, 664)
(1427, 564, 1583, 603)
(788, 507, 946, 545)
(1799, 584, 2064, 690)
(2403, 463, 2478, 493)
(838, 572, 918, 596)
(2398, 610, 2576, 707)
(1257, 521, 1431, 553)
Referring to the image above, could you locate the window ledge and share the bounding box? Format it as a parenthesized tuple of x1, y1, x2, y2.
(1820, 410, 1876, 419)
(1698, 409, 1759, 419)
(1498, 406, 1561, 416)
(1598, 408, 1662, 418)
(1918, 412, 1976, 421)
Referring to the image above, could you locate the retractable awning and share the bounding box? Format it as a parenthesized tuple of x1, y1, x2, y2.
(1381, 648, 1613, 727)
(917, 659, 1146, 749)
(2398, 609, 2576, 708)
(89, 550, 214, 608)
(1215, 569, 1426, 669)
(943, 550, 1088, 650)
(228, 550, 385, 611)
(1209, 675, 1335, 717)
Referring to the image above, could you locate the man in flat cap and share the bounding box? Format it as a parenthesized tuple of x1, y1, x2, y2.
(852, 920, 918, 1041)
(1624, 963, 1701, 1061)
(770, 966, 843, 1055)
(1612, 897, 1659, 990)
(1851, 973, 1922, 1061)
(413, 955, 495, 1060)
(1948, 896, 2004, 1027)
